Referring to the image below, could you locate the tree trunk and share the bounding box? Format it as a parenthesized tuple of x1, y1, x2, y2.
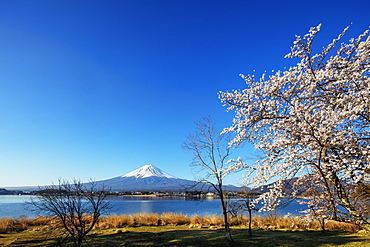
(219, 186, 234, 243)
(328, 171, 370, 228)
(247, 204, 252, 237)
(321, 150, 369, 230)
(320, 218, 325, 233)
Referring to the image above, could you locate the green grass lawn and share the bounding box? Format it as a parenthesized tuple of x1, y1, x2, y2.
(1, 225, 369, 246)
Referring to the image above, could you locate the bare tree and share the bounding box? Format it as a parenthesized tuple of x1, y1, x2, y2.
(183, 117, 236, 243)
(229, 188, 260, 237)
(27, 179, 111, 247)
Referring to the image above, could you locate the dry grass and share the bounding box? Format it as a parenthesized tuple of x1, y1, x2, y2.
(249, 214, 360, 231)
(96, 213, 190, 229)
(93, 213, 361, 232)
(0, 216, 51, 233)
(0, 213, 361, 233)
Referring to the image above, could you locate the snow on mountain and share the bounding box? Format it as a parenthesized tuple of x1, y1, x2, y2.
(4, 164, 242, 192)
(94, 164, 194, 191)
(91, 164, 240, 192)
(121, 164, 176, 179)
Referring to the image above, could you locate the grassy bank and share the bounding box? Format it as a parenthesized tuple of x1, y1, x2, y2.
(1, 225, 369, 246)
(0, 213, 361, 232)
(0, 213, 369, 246)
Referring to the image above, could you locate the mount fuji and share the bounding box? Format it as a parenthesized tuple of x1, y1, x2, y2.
(95, 164, 240, 192)
(3, 165, 241, 192)
(121, 164, 176, 179)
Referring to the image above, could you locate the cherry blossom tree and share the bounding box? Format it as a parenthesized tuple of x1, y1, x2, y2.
(219, 24, 370, 230)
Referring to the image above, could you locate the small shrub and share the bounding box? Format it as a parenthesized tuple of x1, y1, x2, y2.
(0, 216, 52, 233)
(203, 215, 224, 226)
(190, 215, 204, 225)
(0, 218, 15, 233)
(161, 213, 189, 225)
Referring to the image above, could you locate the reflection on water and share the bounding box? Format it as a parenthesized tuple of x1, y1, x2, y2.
(107, 196, 222, 216)
(138, 200, 153, 212)
(0, 195, 36, 203)
(0, 195, 308, 219)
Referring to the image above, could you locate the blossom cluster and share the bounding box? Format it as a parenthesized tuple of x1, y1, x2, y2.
(220, 25, 370, 223)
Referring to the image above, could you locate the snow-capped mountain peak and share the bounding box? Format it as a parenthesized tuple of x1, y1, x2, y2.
(121, 164, 176, 179)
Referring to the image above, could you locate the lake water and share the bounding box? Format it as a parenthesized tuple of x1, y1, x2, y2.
(0, 195, 308, 219)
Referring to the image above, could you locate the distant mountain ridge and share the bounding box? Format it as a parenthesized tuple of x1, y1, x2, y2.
(0, 188, 13, 195)
(96, 164, 241, 192)
(4, 165, 241, 192)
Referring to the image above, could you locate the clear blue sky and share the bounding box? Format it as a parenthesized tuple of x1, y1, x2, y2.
(0, 0, 369, 187)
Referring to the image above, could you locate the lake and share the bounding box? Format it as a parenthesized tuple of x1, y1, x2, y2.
(0, 195, 308, 219)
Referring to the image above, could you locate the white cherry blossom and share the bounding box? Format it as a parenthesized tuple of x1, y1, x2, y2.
(220, 25, 370, 229)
